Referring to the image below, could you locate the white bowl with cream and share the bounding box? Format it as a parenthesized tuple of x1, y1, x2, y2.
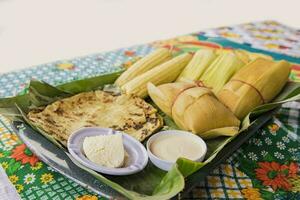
(146, 130, 207, 171)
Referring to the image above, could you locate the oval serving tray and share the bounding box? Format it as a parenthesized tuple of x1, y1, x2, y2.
(11, 108, 274, 199)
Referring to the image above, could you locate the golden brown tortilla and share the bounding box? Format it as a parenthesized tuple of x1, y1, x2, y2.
(27, 91, 163, 146)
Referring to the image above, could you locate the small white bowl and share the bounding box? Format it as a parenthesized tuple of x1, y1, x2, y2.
(67, 127, 148, 176)
(146, 130, 207, 171)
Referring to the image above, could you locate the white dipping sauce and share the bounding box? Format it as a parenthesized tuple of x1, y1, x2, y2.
(150, 134, 203, 162)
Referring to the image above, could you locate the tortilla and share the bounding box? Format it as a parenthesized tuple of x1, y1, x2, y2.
(27, 91, 163, 146)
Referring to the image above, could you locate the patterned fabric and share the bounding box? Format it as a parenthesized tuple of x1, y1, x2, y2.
(187, 164, 253, 199)
(188, 102, 300, 200)
(0, 46, 153, 97)
(204, 21, 300, 58)
(0, 20, 299, 199)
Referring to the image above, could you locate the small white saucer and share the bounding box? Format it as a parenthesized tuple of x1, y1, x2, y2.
(67, 127, 148, 176)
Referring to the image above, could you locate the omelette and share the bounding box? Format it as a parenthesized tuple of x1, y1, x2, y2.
(27, 91, 163, 146)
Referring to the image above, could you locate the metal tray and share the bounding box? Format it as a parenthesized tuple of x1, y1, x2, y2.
(12, 109, 275, 199)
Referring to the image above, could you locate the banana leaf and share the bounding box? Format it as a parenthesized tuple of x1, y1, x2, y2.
(1, 70, 300, 200)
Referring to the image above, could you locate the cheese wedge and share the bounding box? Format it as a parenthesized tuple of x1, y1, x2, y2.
(83, 133, 125, 168)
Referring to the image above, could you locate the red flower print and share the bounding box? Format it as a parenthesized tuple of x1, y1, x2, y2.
(288, 162, 298, 177)
(11, 144, 39, 166)
(124, 50, 135, 57)
(278, 45, 291, 50)
(255, 161, 298, 191)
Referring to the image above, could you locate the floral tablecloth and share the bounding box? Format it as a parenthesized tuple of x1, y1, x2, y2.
(0, 21, 300, 200)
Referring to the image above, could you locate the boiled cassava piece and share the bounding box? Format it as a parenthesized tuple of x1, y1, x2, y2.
(218, 58, 291, 119)
(148, 82, 240, 139)
(27, 91, 163, 145)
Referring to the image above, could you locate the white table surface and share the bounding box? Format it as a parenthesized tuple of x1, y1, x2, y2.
(0, 0, 299, 74)
(0, 165, 21, 200)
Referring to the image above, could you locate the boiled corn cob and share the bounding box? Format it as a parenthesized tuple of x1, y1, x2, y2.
(200, 51, 246, 94)
(122, 53, 192, 98)
(176, 49, 217, 82)
(115, 48, 172, 86)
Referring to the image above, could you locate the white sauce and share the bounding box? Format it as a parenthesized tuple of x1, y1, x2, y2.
(150, 134, 203, 162)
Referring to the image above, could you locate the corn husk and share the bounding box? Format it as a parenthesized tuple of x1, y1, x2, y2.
(176, 49, 217, 82)
(233, 50, 251, 63)
(147, 82, 196, 117)
(216, 49, 272, 63)
(148, 82, 240, 138)
(115, 48, 172, 86)
(122, 53, 192, 98)
(200, 51, 246, 94)
(235, 49, 273, 61)
(218, 58, 291, 119)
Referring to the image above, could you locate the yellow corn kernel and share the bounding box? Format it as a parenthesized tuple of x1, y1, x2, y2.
(122, 53, 192, 98)
(115, 48, 172, 86)
(176, 49, 217, 82)
(200, 51, 246, 94)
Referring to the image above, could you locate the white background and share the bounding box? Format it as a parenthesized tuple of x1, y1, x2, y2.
(0, 0, 299, 73)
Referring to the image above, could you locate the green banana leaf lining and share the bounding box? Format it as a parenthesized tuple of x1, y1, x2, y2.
(1, 70, 300, 200)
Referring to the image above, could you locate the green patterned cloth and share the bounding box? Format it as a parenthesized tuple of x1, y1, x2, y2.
(188, 102, 300, 199)
(0, 21, 300, 199)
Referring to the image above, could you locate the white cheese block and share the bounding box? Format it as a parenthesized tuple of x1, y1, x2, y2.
(83, 133, 125, 168)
